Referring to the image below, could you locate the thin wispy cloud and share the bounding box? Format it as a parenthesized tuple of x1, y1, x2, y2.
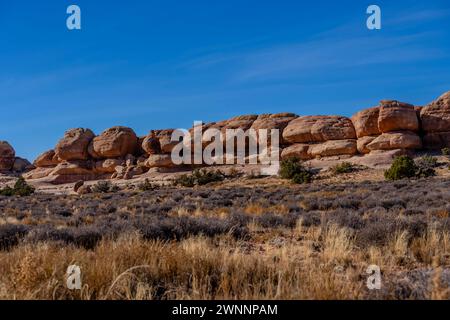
(387, 8, 450, 25)
(0, 64, 110, 99)
(181, 28, 446, 83)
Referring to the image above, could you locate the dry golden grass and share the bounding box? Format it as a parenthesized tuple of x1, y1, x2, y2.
(1, 170, 450, 300)
(0, 222, 448, 300)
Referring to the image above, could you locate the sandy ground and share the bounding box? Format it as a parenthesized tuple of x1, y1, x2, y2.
(1, 154, 448, 196)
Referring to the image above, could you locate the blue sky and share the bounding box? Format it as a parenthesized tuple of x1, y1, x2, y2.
(1, 0, 449, 160)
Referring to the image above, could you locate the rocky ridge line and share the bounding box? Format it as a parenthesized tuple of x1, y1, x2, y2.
(1, 91, 448, 184)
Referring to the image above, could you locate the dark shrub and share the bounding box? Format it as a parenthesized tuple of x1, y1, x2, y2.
(384, 156, 417, 181)
(91, 181, 119, 193)
(0, 224, 29, 250)
(174, 169, 224, 187)
(137, 179, 156, 191)
(299, 211, 322, 227)
(174, 174, 196, 187)
(331, 162, 357, 175)
(328, 210, 366, 230)
(279, 157, 302, 179)
(381, 199, 406, 210)
(416, 155, 438, 168)
(356, 220, 396, 246)
(442, 148, 450, 156)
(0, 186, 14, 196)
(26, 226, 74, 245)
(279, 157, 313, 184)
(195, 169, 224, 185)
(13, 177, 35, 196)
(26, 225, 103, 250)
(136, 215, 248, 241)
(256, 213, 299, 229)
(415, 156, 437, 178)
(56, 210, 73, 217)
(291, 171, 313, 184)
(71, 227, 103, 250)
(415, 167, 436, 178)
(0, 177, 35, 197)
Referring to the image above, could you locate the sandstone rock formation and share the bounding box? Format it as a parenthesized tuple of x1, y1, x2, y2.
(23, 167, 55, 180)
(94, 159, 125, 174)
(351, 100, 422, 152)
(280, 144, 311, 160)
(283, 116, 356, 143)
(0, 142, 33, 174)
(145, 154, 175, 168)
(0, 141, 16, 172)
(251, 113, 297, 145)
(366, 132, 422, 151)
(51, 160, 94, 176)
(73, 180, 84, 193)
(212, 115, 258, 132)
(55, 128, 95, 160)
(208, 115, 258, 147)
(12, 157, 33, 173)
(308, 139, 357, 158)
(351, 107, 380, 138)
(34, 150, 60, 167)
(89, 126, 138, 159)
(356, 136, 377, 154)
(421, 91, 450, 149)
(281, 116, 357, 159)
(378, 101, 419, 133)
(21, 89, 450, 184)
(142, 131, 162, 155)
(155, 129, 178, 153)
(421, 91, 450, 132)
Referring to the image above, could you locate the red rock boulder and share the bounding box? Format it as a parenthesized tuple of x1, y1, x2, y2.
(280, 144, 312, 160)
(155, 129, 179, 154)
(367, 132, 422, 151)
(141, 131, 161, 155)
(0, 141, 15, 171)
(420, 91, 450, 133)
(378, 100, 419, 133)
(308, 140, 358, 158)
(55, 128, 95, 161)
(145, 154, 175, 168)
(283, 116, 356, 143)
(34, 150, 60, 167)
(251, 113, 297, 145)
(89, 126, 138, 159)
(351, 107, 380, 138)
(356, 136, 377, 154)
